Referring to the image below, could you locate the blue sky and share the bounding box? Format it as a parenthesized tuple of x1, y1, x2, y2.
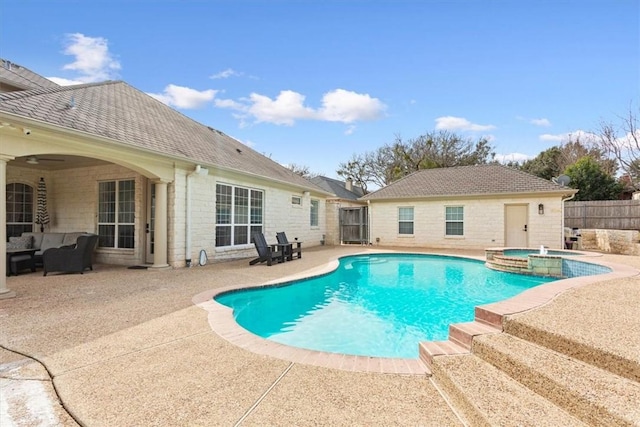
(2, 1, 638, 178)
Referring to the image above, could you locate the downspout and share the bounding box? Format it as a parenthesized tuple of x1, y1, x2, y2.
(186, 165, 208, 267)
(561, 193, 576, 248)
(366, 199, 371, 245)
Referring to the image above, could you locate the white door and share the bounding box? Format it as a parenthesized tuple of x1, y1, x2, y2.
(145, 182, 155, 264)
(505, 204, 528, 247)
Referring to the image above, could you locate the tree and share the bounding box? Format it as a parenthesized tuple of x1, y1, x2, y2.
(564, 156, 623, 201)
(519, 139, 616, 181)
(337, 131, 495, 190)
(520, 146, 563, 180)
(594, 106, 640, 190)
(286, 163, 315, 178)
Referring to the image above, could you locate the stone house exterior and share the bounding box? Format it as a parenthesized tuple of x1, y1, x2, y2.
(309, 176, 366, 245)
(0, 59, 331, 287)
(361, 164, 578, 250)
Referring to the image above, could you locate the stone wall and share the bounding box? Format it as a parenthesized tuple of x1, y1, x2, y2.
(579, 229, 640, 256)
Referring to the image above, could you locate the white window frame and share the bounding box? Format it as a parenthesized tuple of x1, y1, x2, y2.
(98, 179, 136, 249)
(291, 195, 302, 206)
(215, 183, 264, 247)
(6, 182, 34, 237)
(398, 206, 414, 235)
(445, 206, 464, 236)
(310, 199, 319, 227)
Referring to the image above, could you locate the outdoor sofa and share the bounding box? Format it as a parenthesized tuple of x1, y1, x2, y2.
(7, 231, 96, 275)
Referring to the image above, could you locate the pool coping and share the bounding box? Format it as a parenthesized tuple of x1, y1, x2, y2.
(192, 249, 639, 376)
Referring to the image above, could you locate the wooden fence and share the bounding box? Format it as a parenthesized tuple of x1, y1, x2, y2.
(564, 200, 640, 230)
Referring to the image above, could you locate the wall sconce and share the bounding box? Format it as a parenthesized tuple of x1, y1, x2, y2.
(538, 203, 544, 215)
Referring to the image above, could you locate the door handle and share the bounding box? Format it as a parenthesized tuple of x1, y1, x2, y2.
(523, 224, 527, 232)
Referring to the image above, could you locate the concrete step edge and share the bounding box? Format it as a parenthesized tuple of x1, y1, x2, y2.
(430, 354, 586, 427)
(504, 317, 640, 383)
(472, 333, 640, 427)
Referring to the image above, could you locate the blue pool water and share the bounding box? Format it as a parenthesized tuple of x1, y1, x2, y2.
(215, 254, 558, 358)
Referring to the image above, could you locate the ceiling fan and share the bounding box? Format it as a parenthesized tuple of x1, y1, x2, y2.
(25, 156, 65, 165)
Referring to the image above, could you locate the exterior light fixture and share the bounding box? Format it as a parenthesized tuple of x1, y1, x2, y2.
(538, 203, 544, 215)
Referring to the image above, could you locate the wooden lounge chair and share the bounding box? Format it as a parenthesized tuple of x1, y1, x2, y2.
(250, 232, 285, 266)
(276, 231, 302, 260)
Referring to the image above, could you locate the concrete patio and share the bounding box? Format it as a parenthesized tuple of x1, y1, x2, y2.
(1, 245, 639, 426)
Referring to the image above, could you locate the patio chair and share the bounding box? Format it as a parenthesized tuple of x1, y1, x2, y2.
(276, 231, 302, 260)
(250, 232, 285, 266)
(42, 234, 99, 276)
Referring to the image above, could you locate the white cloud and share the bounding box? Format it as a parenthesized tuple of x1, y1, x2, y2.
(539, 130, 599, 143)
(530, 118, 551, 127)
(215, 89, 386, 126)
(539, 133, 566, 142)
(435, 116, 496, 132)
(247, 90, 316, 125)
(46, 77, 85, 86)
(210, 68, 242, 79)
(148, 84, 217, 109)
(60, 33, 121, 83)
(345, 125, 356, 135)
(495, 152, 532, 163)
(318, 89, 385, 123)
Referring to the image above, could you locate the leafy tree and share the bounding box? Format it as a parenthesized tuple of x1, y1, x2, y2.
(564, 156, 623, 201)
(519, 140, 616, 181)
(520, 146, 563, 180)
(337, 131, 495, 190)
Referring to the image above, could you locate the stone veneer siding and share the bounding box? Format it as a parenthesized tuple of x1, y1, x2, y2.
(369, 195, 564, 250)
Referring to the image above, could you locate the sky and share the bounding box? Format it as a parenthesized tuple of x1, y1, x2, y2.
(2, 0, 638, 178)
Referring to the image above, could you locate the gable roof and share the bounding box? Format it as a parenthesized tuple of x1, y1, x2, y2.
(0, 59, 60, 91)
(0, 79, 327, 193)
(310, 176, 365, 200)
(361, 164, 577, 200)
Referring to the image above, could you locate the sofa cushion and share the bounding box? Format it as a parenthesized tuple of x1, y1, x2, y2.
(22, 232, 44, 250)
(62, 232, 85, 246)
(7, 235, 33, 250)
(39, 233, 66, 252)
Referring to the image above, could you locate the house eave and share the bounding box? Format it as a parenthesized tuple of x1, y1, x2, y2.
(361, 189, 578, 203)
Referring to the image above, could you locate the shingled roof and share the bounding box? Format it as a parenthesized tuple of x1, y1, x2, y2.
(0, 79, 327, 192)
(0, 59, 60, 91)
(310, 176, 365, 200)
(361, 164, 576, 200)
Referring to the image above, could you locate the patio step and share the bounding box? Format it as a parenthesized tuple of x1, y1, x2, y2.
(470, 333, 640, 426)
(448, 321, 501, 350)
(503, 316, 640, 384)
(430, 353, 587, 426)
(418, 340, 468, 368)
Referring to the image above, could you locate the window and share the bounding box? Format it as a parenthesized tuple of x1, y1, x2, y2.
(398, 207, 414, 235)
(291, 196, 302, 205)
(445, 206, 464, 236)
(6, 183, 34, 237)
(310, 199, 319, 227)
(98, 180, 135, 248)
(216, 183, 263, 247)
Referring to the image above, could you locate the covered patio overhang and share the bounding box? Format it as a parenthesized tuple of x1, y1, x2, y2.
(1, 116, 178, 298)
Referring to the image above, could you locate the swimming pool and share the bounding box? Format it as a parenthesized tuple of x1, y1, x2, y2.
(215, 254, 556, 358)
(504, 249, 580, 257)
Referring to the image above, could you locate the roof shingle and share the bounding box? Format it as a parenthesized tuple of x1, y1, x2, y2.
(0, 79, 325, 192)
(361, 164, 576, 200)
